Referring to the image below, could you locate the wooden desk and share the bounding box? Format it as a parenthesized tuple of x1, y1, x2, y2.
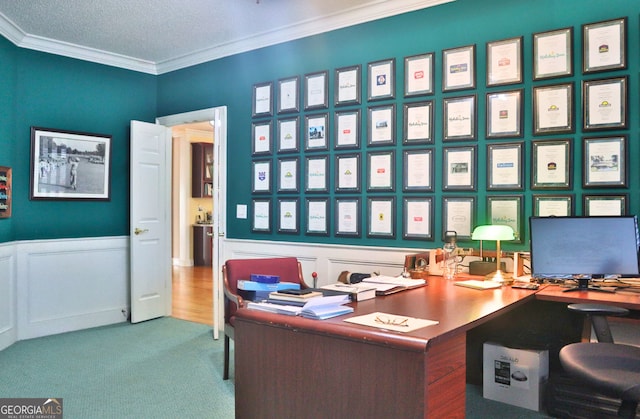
(535, 284, 640, 310)
(234, 277, 537, 419)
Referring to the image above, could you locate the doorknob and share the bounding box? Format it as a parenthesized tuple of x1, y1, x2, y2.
(218, 232, 225, 237)
(134, 228, 149, 235)
(206, 232, 213, 237)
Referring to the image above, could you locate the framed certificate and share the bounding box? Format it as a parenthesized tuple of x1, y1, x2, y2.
(443, 95, 476, 141)
(403, 101, 434, 144)
(582, 17, 627, 74)
(277, 198, 299, 234)
(306, 198, 329, 236)
(533, 83, 574, 135)
(487, 142, 524, 191)
(442, 146, 476, 191)
(277, 116, 299, 153)
(251, 120, 272, 155)
(442, 44, 476, 92)
(335, 198, 360, 237)
(486, 89, 523, 138)
(334, 65, 361, 106)
(304, 113, 328, 151)
(252, 199, 271, 233)
(487, 195, 523, 243)
(305, 155, 328, 193)
(367, 58, 395, 101)
(403, 197, 434, 240)
(367, 104, 395, 146)
(583, 136, 627, 188)
(486, 36, 523, 87)
(442, 196, 475, 240)
(252, 160, 271, 193)
(335, 153, 360, 193)
(277, 157, 298, 193)
(531, 139, 572, 190)
(252, 81, 273, 118)
(403, 149, 434, 192)
(533, 27, 573, 80)
(304, 70, 329, 110)
(533, 195, 573, 217)
(367, 197, 395, 238)
(367, 151, 394, 192)
(582, 76, 627, 131)
(583, 194, 627, 216)
(404, 52, 434, 97)
(277, 76, 299, 114)
(334, 109, 361, 149)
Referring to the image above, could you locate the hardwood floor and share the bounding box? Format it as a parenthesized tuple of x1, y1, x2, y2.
(171, 265, 213, 326)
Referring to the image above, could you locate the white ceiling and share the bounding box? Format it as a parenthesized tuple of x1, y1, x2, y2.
(0, 0, 453, 75)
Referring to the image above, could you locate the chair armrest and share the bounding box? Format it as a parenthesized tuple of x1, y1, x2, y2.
(223, 286, 244, 308)
(568, 303, 629, 317)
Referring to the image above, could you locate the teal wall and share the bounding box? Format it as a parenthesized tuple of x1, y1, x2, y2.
(0, 36, 16, 240)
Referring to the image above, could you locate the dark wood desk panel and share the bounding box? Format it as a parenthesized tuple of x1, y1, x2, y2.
(234, 277, 537, 419)
(535, 285, 640, 310)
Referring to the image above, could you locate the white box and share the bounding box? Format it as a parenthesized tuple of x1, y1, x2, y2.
(483, 342, 549, 411)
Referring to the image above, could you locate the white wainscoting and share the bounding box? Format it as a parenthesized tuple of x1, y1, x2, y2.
(0, 243, 16, 351)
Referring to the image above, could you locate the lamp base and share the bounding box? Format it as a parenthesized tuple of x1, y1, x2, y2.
(469, 261, 505, 276)
(486, 270, 513, 284)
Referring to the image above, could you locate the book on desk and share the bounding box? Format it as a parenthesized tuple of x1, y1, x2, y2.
(247, 294, 353, 319)
(318, 283, 377, 301)
(360, 275, 426, 295)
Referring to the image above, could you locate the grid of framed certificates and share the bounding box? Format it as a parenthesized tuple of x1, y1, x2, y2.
(249, 15, 631, 243)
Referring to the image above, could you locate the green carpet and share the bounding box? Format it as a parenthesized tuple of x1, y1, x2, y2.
(0, 317, 552, 418)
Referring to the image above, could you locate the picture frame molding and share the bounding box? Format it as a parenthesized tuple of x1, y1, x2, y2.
(531, 139, 572, 190)
(252, 198, 272, 233)
(533, 82, 574, 135)
(486, 194, 523, 243)
(252, 81, 273, 118)
(443, 94, 476, 142)
(582, 76, 628, 131)
(304, 113, 329, 151)
(277, 75, 300, 114)
(276, 116, 299, 153)
(533, 194, 574, 217)
(335, 197, 361, 237)
(583, 194, 628, 216)
(334, 65, 361, 107)
(304, 70, 329, 111)
(403, 197, 434, 240)
(367, 150, 395, 192)
(305, 197, 330, 236)
(252, 120, 273, 156)
(404, 52, 434, 97)
(277, 198, 299, 234)
(367, 196, 396, 238)
(487, 141, 524, 191)
(334, 109, 361, 150)
(442, 44, 476, 92)
(403, 100, 434, 144)
(582, 17, 627, 74)
(486, 89, 523, 139)
(367, 58, 395, 101)
(367, 104, 396, 146)
(442, 196, 476, 241)
(335, 153, 361, 193)
(582, 135, 627, 188)
(403, 149, 434, 192)
(533, 27, 574, 80)
(486, 36, 523, 87)
(442, 145, 477, 191)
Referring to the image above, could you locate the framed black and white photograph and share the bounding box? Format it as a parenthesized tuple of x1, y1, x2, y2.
(583, 136, 627, 188)
(334, 109, 360, 149)
(582, 17, 627, 74)
(533, 195, 574, 217)
(403, 149, 434, 192)
(533, 83, 574, 135)
(582, 76, 627, 131)
(278, 198, 299, 234)
(531, 139, 572, 190)
(442, 44, 476, 92)
(305, 155, 328, 193)
(277, 157, 299, 193)
(367, 104, 395, 146)
(583, 194, 627, 216)
(442, 196, 475, 240)
(487, 142, 524, 191)
(251, 159, 271, 193)
(335, 197, 360, 237)
(367, 58, 395, 101)
(486, 89, 523, 138)
(368, 197, 395, 238)
(277, 76, 299, 114)
(304, 113, 328, 151)
(30, 127, 111, 200)
(443, 95, 476, 141)
(403, 197, 434, 240)
(304, 70, 329, 110)
(533, 27, 573, 80)
(334, 65, 361, 106)
(404, 52, 434, 97)
(403, 101, 434, 144)
(486, 36, 523, 87)
(252, 199, 271, 233)
(442, 146, 476, 191)
(367, 151, 394, 192)
(252, 120, 272, 155)
(306, 198, 329, 236)
(277, 117, 299, 153)
(487, 195, 523, 243)
(335, 153, 360, 193)
(252, 81, 273, 118)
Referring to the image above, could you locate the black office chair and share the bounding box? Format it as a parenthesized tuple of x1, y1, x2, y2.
(559, 303, 640, 418)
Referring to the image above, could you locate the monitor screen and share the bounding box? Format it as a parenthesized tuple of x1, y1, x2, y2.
(529, 216, 640, 279)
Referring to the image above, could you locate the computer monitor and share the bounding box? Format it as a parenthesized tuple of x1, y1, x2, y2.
(529, 216, 640, 292)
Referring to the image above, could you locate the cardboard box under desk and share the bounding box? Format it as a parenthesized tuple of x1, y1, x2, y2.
(483, 342, 549, 412)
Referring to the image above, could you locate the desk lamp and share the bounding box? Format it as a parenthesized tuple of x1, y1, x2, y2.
(471, 225, 515, 283)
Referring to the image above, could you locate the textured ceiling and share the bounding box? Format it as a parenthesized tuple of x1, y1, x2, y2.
(0, 0, 453, 74)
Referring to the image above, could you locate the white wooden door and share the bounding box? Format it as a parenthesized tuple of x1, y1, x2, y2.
(130, 120, 172, 323)
(211, 107, 227, 339)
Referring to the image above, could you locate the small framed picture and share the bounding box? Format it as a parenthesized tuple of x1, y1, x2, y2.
(403, 101, 434, 144)
(533, 83, 574, 135)
(403, 149, 434, 192)
(277, 76, 299, 114)
(487, 195, 523, 243)
(304, 113, 328, 151)
(278, 198, 299, 234)
(277, 116, 299, 153)
(583, 136, 627, 188)
(403, 197, 434, 240)
(367, 104, 395, 146)
(252, 199, 271, 233)
(334, 109, 361, 150)
(304, 70, 329, 110)
(487, 142, 524, 191)
(334, 65, 361, 107)
(582, 76, 628, 131)
(306, 198, 329, 236)
(486, 89, 523, 138)
(277, 157, 299, 193)
(404, 52, 434, 97)
(367, 197, 395, 238)
(583, 194, 627, 216)
(305, 155, 328, 193)
(582, 17, 627, 74)
(442, 44, 476, 92)
(367, 151, 394, 192)
(252, 81, 273, 118)
(533, 195, 574, 217)
(443, 95, 476, 141)
(251, 120, 272, 155)
(442, 196, 476, 241)
(486, 36, 523, 87)
(252, 159, 271, 194)
(367, 58, 395, 101)
(531, 139, 572, 190)
(442, 146, 476, 191)
(335, 153, 360, 193)
(533, 27, 573, 80)
(335, 198, 360, 237)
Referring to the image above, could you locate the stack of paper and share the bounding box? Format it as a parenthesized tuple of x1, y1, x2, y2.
(319, 283, 377, 301)
(247, 294, 353, 320)
(361, 275, 426, 295)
